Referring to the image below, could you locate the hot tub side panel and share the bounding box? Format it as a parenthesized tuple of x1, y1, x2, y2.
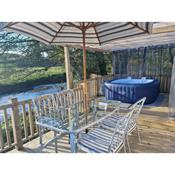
(104, 80, 159, 104)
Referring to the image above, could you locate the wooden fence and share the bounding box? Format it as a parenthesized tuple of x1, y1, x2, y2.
(148, 75, 171, 93)
(126, 74, 171, 93)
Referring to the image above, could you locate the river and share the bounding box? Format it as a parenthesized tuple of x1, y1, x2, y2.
(0, 83, 66, 122)
(0, 82, 67, 105)
(0, 82, 67, 122)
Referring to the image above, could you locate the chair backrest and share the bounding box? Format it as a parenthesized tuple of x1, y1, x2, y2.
(33, 89, 85, 129)
(53, 90, 76, 120)
(108, 109, 134, 152)
(33, 94, 56, 117)
(129, 97, 146, 120)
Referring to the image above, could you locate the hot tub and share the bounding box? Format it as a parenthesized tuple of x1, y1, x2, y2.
(104, 77, 160, 104)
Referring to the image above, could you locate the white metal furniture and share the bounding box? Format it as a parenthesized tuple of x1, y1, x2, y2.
(67, 98, 122, 153)
(100, 97, 146, 152)
(33, 92, 139, 153)
(33, 90, 82, 153)
(77, 109, 134, 153)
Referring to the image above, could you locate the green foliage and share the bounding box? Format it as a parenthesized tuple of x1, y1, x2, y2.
(1, 112, 38, 146)
(0, 29, 112, 94)
(70, 48, 112, 80)
(1, 120, 14, 144)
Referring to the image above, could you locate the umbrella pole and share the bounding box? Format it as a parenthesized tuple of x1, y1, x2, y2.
(82, 29, 88, 133)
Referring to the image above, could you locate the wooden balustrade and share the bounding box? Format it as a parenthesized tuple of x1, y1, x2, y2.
(0, 103, 14, 152)
(152, 75, 171, 93)
(74, 74, 115, 99)
(0, 87, 85, 152)
(0, 98, 39, 152)
(0, 73, 171, 152)
(129, 74, 171, 93)
(74, 73, 171, 96)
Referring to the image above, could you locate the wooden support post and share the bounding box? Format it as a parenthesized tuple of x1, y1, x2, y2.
(142, 47, 147, 77)
(90, 74, 98, 97)
(64, 46, 73, 90)
(0, 123, 4, 150)
(112, 52, 116, 76)
(64, 47, 73, 145)
(79, 82, 88, 111)
(11, 98, 23, 150)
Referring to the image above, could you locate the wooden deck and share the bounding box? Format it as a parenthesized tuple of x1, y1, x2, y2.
(9, 94, 175, 153)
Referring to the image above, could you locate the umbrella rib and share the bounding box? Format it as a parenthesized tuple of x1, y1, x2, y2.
(5, 26, 50, 44)
(86, 22, 96, 29)
(85, 22, 93, 28)
(129, 22, 150, 33)
(49, 22, 65, 44)
(98, 26, 136, 38)
(100, 31, 145, 44)
(85, 23, 91, 28)
(93, 22, 101, 45)
(96, 23, 129, 34)
(65, 22, 82, 30)
(80, 22, 84, 28)
(4, 22, 19, 28)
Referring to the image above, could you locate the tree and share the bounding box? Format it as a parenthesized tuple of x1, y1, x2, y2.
(0, 24, 112, 94)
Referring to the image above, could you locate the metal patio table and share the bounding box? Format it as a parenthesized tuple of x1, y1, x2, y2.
(68, 98, 122, 153)
(36, 98, 122, 153)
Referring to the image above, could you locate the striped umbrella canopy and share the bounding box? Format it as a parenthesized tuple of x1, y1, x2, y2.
(3, 22, 153, 110)
(3, 22, 153, 45)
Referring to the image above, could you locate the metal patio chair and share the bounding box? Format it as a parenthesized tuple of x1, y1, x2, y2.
(100, 97, 146, 152)
(77, 109, 134, 153)
(33, 90, 83, 153)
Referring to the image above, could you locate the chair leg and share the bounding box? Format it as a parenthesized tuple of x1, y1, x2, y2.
(68, 134, 70, 144)
(123, 137, 127, 153)
(54, 131, 58, 153)
(39, 126, 43, 145)
(136, 127, 141, 144)
(126, 134, 131, 153)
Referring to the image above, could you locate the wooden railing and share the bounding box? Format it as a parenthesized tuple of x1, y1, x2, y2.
(0, 98, 37, 152)
(0, 87, 84, 152)
(148, 75, 171, 93)
(74, 73, 171, 96)
(0, 73, 171, 152)
(74, 73, 171, 99)
(74, 74, 115, 99)
(127, 74, 171, 93)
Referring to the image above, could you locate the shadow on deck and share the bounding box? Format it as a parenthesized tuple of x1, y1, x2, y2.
(9, 93, 175, 153)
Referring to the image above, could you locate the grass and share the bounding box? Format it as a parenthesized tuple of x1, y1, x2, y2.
(0, 65, 65, 85)
(0, 59, 66, 95)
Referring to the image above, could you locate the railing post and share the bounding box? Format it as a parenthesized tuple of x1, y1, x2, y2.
(79, 82, 88, 111)
(90, 74, 102, 96)
(11, 98, 23, 150)
(90, 74, 98, 97)
(64, 46, 74, 90)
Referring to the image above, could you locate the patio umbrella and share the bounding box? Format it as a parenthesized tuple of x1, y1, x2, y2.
(3, 22, 153, 112)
